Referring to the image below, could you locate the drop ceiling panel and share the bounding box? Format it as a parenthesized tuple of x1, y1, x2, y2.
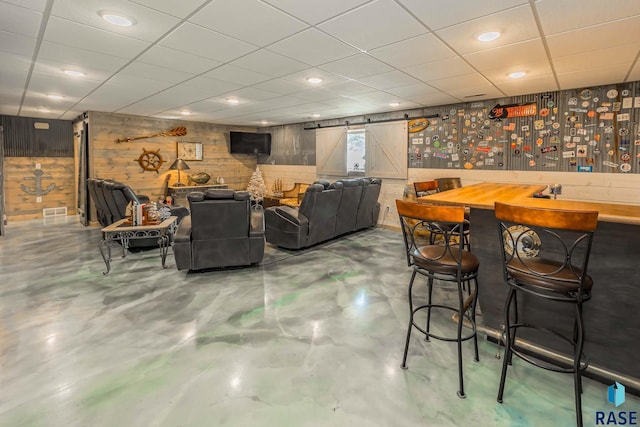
(268, 28, 359, 66)
(219, 87, 281, 102)
(323, 81, 377, 97)
(546, 17, 640, 57)
(0, 30, 36, 56)
(281, 68, 349, 87)
(178, 76, 242, 97)
(319, 54, 393, 80)
(160, 23, 257, 63)
(50, 0, 180, 43)
(190, 0, 307, 46)
(556, 67, 629, 90)
(136, 45, 222, 74)
(402, 57, 475, 82)
(358, 71, 422, 90)
(250, 79, 310, 96)
(27, 72, 103, 98)
(553, 45, 640, 75)
(368, 33, 455, 69)
(385, 83, 441, 99)
(129, 0, 209, 19)
(536, 0, 640, 35)
(318, 0, 427, 51)
(32, 59, 116, 83)
(122, 62, 195, 84)
(0, 105, 20, 115)
(444, 84, 504, 100)
(0, 72, 27, 95)
(230, 50, 309, 78)
(202, 65, 272, 86)
(351, 91, 418, 107)
(0, 2, 43, 38)
(262, 0, 373, 25)
(294, 88, 345, 102)
(397, 0, 528, 31)
(22, 95, 76, 111)
(38, 42, 130, 75)
(408, 92, 461, 107)
(2, 0, 48, 12)
(464, 39, 547, 72)
(44, 17, 150, 59)
(435, 5, 539, 55)
(429, 73, 492, 93)
(495, 75, 559, 97)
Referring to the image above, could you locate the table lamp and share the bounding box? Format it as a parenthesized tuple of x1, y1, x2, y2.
(169, 158, 190, 187)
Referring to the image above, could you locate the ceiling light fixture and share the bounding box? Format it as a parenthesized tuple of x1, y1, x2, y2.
(180, 111, 191, 116)
(311, 114, 320, 118)
(476, 31, 500, 42)
(389, 102, 400, 107)
(46, 94, 63, 100)
(99, 11, 135, 27)
(306, 77, 323, 84)
(38, 107, 51, 113)
(509, 71, 526, 79)
(63, 70, 86, 77)
(226, 98, 240, 104)
(260, 120, 268, 125)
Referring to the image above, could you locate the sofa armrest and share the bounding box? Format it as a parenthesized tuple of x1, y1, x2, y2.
(275, 205, 308, 226)
(250, 209, 265, 237)
(174, 215, 192, 244)
(169, 205, 190, 224)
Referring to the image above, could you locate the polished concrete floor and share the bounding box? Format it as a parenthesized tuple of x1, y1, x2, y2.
(1, 217, 638, 427)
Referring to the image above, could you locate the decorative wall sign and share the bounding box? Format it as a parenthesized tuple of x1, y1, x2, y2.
(21, 169, 56, 197)
(177, 141, 203, 161)
(488, 102, 537, 120)
(408, 118, 429, 133)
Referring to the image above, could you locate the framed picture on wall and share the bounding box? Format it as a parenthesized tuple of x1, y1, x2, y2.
(177, 141, 203, 161)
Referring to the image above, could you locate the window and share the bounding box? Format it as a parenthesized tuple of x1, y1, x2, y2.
(347, 129, 365, 173)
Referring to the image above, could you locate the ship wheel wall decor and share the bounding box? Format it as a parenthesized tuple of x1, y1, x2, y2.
(136, 148, 165, 173)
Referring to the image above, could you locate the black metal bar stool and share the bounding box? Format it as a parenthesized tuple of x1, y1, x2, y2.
(396, 199, 480, 398)
(494, 202, 599, 427)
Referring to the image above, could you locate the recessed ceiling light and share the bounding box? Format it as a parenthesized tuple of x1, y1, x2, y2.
(38, 107, 51, 113)
(99, 11, 135, 27)
(180, 111, 191, 116)
(260, 120, 268, 125)
(46, 94, 63, 100)
(63, 70, 86, 77)
(306, 77, 323, 84)
(311, 114, 320, 118)
(389, 102, 400, 107)
(509, 71, 526, 79)
(226, 98, 240, 104)
(476, 31, 500, 42)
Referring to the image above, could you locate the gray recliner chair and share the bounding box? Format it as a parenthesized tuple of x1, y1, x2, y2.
(174, 189, 265, 271)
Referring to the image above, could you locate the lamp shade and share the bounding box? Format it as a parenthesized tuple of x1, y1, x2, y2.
(169, 158, 190, 171)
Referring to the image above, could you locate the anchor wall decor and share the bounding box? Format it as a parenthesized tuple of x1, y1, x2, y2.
(21, 169, 57, 197)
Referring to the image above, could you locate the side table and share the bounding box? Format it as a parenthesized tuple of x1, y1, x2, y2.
(99, 216, 177, 274)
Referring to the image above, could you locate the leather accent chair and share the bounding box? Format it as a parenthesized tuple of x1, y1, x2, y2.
(355, 177, 382, 230)
(264, 177, 382, 250)
(334, 178, 364, 236)
(87, 178, 189, 248)
(174, 189, 265, 271)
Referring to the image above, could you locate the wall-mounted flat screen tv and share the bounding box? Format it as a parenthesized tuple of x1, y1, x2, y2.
(229, 131, 271, 155)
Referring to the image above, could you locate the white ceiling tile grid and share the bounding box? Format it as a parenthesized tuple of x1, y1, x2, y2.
(0, 0, 640, 125)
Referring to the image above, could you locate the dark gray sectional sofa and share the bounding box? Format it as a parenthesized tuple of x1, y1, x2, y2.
(264, 177, 382, 250)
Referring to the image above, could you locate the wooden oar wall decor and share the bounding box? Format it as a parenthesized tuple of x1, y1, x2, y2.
(116, 126, 187, 143)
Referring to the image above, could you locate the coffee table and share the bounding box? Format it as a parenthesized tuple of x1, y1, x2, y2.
(99, 216, 177, 274)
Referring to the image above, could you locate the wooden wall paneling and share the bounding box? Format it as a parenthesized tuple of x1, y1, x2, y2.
(88, 112, 257, 205)
(4, 157, 76, 221)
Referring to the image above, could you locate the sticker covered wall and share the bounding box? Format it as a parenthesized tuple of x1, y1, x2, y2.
(410, 81, 640, 174)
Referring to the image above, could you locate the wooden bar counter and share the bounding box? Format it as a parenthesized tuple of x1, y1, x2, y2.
(419, 182, 640, 389)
